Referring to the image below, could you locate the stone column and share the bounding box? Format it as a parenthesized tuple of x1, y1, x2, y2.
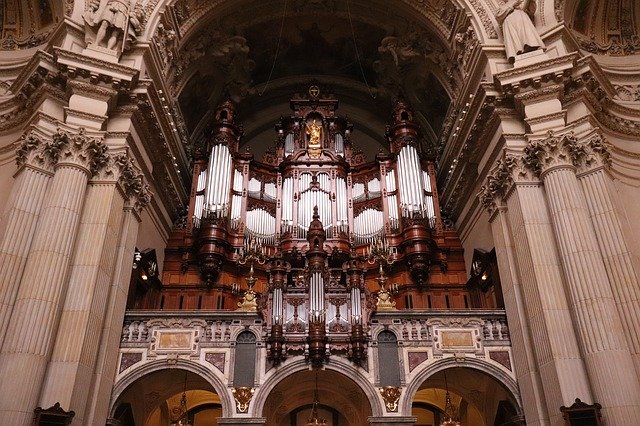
(39, 153, 145, 423)
(523, 131, 640, 423)
(480, 197, 548, 426)
(84, 191, 149, 425)
(0, 132, 54, 347)
(0, 128, 107, 425)
(575, 134, 640, 377)
(481, 155, 591, 425)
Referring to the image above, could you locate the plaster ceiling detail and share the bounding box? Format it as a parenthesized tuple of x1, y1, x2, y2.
(0, 0, 62, 50)
(565, 0, 640, 55)
(147, 0, 470, 158)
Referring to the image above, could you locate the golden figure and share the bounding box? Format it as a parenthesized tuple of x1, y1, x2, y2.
(306, 119, 322, 159)
(306, 120, 322, 148)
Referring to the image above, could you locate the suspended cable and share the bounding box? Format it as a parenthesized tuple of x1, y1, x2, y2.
(258, 0, 288, 96)
(346, 0, 376, 99)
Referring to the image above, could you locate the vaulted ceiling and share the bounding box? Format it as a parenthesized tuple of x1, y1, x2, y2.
(167, 0, 455, 160)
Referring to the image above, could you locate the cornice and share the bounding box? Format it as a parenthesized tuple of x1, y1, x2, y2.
(494, 53, 577, 93)
(53, 47, 139, 89)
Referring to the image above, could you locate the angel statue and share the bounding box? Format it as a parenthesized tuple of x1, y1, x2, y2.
(495, 0, 545, 62)
(84, 0, 142, 52)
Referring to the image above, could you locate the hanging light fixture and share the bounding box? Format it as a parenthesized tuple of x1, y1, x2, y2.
(169, 373, 192, 426)
(306, 372, 327, 426)
(439, 371, 461, 426)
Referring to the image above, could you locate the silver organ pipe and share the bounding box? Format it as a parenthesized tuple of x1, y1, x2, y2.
(205, 144, 233, 216)
(336, 177, 348, 233)
(397, 145, 426, 217)
(309, 272, 324, 313)
(194, 169, 207, 228)
(272, 288, 283, 323)
(368, 177, 380, 198)
(352, 183, 365, 202)
(285, 133, 295, 155)
(335, 133, 344, 156)
(423, 170, 435, 224)
(248, 177, 261, 198)
(350, 287, 361, 322)
(246, 208, 276, 245)
(410, 146, 423, 216)
(353, 208, 384, 245)
(281, 177, 294, 233)
(230, 169, 243, 228)
(386, 171, 399, 230)
(264, 182, 276, 201)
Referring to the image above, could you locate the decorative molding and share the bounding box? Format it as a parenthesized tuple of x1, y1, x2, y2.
(379, 386, 402, 412)
(232, 387, 254, 413)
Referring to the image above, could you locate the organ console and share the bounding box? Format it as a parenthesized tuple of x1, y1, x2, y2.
(142, 86, 496, 367)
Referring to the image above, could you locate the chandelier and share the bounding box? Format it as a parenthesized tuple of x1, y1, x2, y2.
(169, 373, 192, 426)
(307, 372, 327, 426)
(439, 371, 461, 426)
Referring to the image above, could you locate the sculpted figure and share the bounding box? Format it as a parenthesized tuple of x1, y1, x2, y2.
(85, 0, 134, 50)
(496, 0, 545, 62)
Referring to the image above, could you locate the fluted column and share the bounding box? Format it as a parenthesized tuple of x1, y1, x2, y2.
(575, 134, 640, 377)
(523, 132, 640, 423)
(39, 153, 149, 423)
(480, 197, 548, 425)
(84, 193, 147, 425)
(480, 156, 591, 425)
(0, 132, 54, 347)
(0, 128, 107, 425)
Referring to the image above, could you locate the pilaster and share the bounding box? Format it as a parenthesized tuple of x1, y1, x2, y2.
(367, 416, 417, 425)
(522, 131, 640, 424)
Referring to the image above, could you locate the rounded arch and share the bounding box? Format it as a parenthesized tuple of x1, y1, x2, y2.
(251, 356, 384, 418)
(401, 357, 522, 416)
(110, 358, 234, 418)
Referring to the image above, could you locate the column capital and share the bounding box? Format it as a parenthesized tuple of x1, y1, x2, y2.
(522, 131, 582, 177)
(575, 133, 611, 175)
(45, 127, 109, 176)
(478, 154, 539, 215)
(15, 131, 55, 174)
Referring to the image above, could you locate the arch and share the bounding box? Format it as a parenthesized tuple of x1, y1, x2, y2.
(110, 358, 234, 418)
(251, 356, 384, 418)
(401, 357, 522, 417)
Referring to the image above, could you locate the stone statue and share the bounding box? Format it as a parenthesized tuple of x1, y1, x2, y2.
(496, 0, 545, 62)
(84, 0, 139, 51)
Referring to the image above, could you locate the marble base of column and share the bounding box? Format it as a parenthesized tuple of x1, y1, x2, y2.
(368, 416, 417, 425)
(217, 418, 267, 425)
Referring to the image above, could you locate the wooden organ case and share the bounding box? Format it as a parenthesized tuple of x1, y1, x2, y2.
(138, 88, 502, 367)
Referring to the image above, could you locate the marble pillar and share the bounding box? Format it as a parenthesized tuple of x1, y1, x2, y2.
(575, 134, 640, 377)
(39, 153, 143, 423)
(481, 155, 592, 424)
(484, 201, 548, 426)
(0, 132, 53, 347)
(523, 131, 640, 424)
(368, 416, 417, 425)
(84, 192, 148, 425)
(0, 128, 107, 425)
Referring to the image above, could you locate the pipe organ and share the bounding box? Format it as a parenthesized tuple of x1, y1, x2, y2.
(152, 88, 480, 367)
